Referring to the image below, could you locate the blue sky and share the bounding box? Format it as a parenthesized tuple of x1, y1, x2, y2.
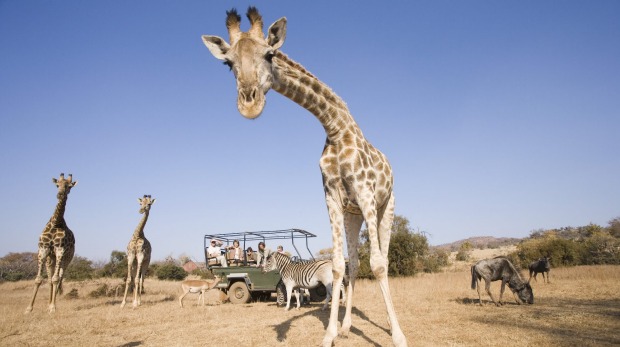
(1, 1, 619, 263)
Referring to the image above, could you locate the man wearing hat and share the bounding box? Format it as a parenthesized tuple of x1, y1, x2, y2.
(207, 239, 228, 267)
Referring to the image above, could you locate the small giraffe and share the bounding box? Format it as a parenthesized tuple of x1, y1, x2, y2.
(202, 8, 407, 346)
(25, 173, 77, 314)
(121, 195, 156, 309)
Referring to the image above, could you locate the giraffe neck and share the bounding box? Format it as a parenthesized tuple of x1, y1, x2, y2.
(272, 52, 362, 142)
(132, 211, 149, 239)
(49, 194, 68, 227)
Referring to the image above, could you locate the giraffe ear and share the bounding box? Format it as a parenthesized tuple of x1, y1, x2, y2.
(71, 181, 78, 187)
(52, 178, 58, 184)
(202, 35, 230, 60)
(151, 198, 156, 204)
(137, 198, 142, 203)
(267, 17, 286, 50)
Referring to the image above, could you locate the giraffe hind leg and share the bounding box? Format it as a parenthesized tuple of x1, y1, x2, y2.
(339, 212, 363, 337)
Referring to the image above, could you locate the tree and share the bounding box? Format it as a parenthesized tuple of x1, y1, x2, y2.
(156, 262, 187, 281)
(455, 241, 473, 261)
(65, 255, 95, 281)
(315, 247, 333, 260)
(0, 252, 37, 282)
(607, 217, 620, 238)
(98, 250, 128, 278)
(357, 215, 431, 278)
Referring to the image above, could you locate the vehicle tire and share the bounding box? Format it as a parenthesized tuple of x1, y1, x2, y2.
(276, 280, 286, 306)
(228, 281, 251, 304)
(309, 284, 327, 302)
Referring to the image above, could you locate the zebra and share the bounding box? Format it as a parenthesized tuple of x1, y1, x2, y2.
(263, 252, 338, 310)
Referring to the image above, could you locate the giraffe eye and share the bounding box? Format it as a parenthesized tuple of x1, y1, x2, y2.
(265, 52, 275, 63)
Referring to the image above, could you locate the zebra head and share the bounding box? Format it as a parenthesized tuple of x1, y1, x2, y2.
(262, 252, 289, 273)
(262, 253, 277, 273)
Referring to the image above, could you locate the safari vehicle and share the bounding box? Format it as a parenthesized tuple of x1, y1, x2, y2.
(203, 229, 328, 304)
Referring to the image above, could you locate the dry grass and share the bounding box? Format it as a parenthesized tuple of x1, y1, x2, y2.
(1, 266, 619, 346)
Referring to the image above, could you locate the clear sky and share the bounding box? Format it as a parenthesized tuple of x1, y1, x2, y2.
(1, 1, 619, 263)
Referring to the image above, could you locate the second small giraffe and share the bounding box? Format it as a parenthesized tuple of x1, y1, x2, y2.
(121, 195, 156, 308)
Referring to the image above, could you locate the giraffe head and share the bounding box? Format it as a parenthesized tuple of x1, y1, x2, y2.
(52, 173, 77, 199)
(202, 7, 287, 119)
(138, 195, 156, 214)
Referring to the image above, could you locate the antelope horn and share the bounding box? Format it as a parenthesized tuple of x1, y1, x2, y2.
(247, 6, 263, 38)
(226, 8, 242, 45)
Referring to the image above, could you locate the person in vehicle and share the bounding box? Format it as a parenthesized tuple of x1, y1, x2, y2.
(246, 247, 256, 265)
(227, 239, 243, 266)
(277, 245, 284, 253)
(207, 239, 228, 267)
(256, 241, 273, 267)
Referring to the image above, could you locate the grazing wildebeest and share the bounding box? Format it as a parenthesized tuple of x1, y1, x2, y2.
(471, 257, 534, 306)
(528, 257, 551, 283)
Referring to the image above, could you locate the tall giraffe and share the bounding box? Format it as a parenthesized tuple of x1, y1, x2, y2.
(121, 195, 156, 309)
(202, 8, 407, 347)
(25, 173, 77, 314)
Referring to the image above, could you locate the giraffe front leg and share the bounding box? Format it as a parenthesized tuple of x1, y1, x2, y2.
(322, 195, 346, 347)
(48, 248, 67, 314)
(25, 248, 50, 313)
(121, 254, 135, 308)
(133, 253, 144, 308)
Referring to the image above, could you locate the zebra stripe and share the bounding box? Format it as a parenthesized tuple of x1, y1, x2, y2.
(263, 252, 335, 310)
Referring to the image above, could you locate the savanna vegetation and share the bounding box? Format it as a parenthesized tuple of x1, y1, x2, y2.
(2, 215, 619, 284)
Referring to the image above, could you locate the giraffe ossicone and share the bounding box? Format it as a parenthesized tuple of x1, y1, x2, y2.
(202, 7, 407, 347)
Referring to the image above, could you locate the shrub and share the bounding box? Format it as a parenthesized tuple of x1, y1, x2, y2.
(156, 263, 187, 281)
(65, 255, 95, 281)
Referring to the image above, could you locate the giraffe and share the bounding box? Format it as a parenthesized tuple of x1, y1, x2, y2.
(25, 173, 77, 314)
(121, 195, 156, 308)
(202, 7, 407, 347)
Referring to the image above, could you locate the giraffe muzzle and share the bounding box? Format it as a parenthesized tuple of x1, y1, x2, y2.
(237, 86, 265, 119)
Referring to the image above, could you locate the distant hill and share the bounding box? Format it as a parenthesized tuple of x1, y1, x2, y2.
(434, 236, 522, 252)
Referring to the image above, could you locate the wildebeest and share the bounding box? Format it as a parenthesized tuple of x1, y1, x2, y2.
(471, 257, 534, 306)
(528, 257, 551, 283)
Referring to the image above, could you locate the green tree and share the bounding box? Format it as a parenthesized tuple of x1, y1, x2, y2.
(607, 217, 620, 238)
(357, 215, 431, 278)
(156, 262, 187, 281)
(65, 255, 95, 281)
(99, 250, 128, 278)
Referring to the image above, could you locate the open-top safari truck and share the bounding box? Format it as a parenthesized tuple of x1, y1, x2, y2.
(203, 229, 328, 304)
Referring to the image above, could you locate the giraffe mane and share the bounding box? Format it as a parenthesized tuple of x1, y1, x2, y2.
(274, 51, 349, 111)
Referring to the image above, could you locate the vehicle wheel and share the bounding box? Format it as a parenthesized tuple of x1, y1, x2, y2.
(276, 280, 286, 306)
(309, 284, 327, 302)
(228, 281, 251, 304)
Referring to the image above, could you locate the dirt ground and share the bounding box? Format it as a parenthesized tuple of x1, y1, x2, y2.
(1, 263, 619, 346)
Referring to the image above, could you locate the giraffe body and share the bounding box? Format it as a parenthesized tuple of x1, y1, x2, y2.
(26, 173, 77, 314)
(121, 195, 155, 309)
(203, 8, 407, 346)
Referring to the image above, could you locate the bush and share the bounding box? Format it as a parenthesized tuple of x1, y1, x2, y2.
(98, 250, 128, 278)
(455, 242, 473, 261)
(156, 263, 187, 281)
(0, 252, 37, 282)
(65, 255, 95, 281)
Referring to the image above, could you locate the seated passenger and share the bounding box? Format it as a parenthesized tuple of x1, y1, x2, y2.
(207, 239, 227, 267)
(246, 247, 257, 265)
(227, 239, 243, 266)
